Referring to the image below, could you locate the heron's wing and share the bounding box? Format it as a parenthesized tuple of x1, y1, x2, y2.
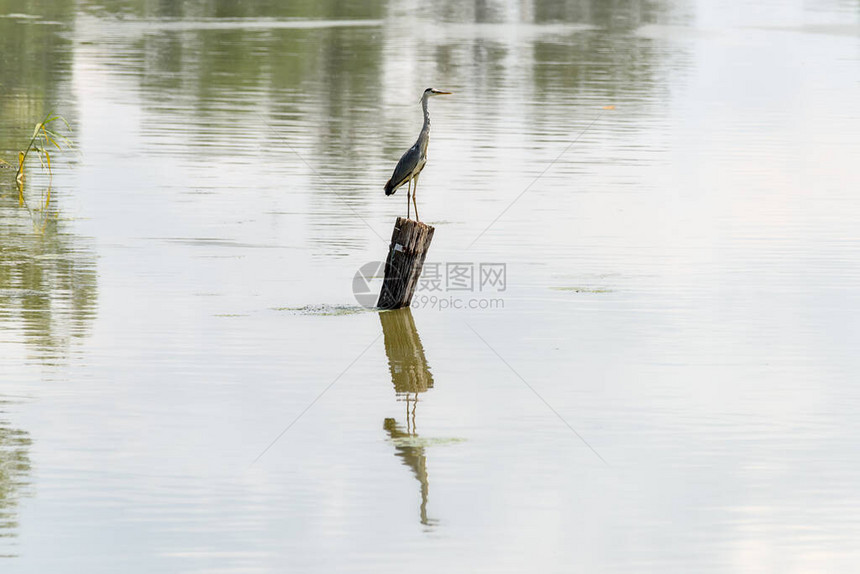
(387, 143, 421, 191)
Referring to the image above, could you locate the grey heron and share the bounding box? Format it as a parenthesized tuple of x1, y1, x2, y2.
(384, 87, 452, 222)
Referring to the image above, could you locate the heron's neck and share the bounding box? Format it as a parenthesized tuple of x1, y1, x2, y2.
(420, 95, 431, 135)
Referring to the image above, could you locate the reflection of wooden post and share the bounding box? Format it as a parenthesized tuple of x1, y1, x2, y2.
(379, 308, 434, 395)
(377, 217, 435, 310)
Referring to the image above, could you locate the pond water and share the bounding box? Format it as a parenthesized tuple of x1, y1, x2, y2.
(2, 0, 860, 571)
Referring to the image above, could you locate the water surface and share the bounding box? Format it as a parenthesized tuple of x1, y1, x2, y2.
(2, 0, 860, 571)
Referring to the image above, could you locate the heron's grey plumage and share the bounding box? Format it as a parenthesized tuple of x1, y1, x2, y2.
(384, 88, 450, 220)
(385, 141, 423, 196)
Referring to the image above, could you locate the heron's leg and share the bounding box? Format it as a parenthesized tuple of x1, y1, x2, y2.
(406, 179, 412, 220)
(412, 174, 421, 222)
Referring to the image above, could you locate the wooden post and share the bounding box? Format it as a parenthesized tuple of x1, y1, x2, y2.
(377, 217, 435, 310)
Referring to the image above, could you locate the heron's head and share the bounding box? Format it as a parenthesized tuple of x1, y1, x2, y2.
(422, 87, 452, 101)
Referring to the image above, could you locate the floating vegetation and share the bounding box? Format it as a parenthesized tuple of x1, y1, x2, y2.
(551, 286, 614, 294)
(271, 304, 369, 316)
(387, 436, 466, 448)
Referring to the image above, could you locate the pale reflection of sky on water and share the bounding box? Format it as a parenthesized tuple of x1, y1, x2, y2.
(1, 0, 860, 571)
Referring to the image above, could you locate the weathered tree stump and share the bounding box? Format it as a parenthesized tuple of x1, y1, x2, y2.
(377, 217, 435, 310)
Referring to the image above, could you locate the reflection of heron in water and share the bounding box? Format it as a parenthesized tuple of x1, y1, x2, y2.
(379, 308, 437, 527)
(383, 418, 435, 527)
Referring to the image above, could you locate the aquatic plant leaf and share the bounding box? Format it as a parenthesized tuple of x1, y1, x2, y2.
(42, 127, 59, 150)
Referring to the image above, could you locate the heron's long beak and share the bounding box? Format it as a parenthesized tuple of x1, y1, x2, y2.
(419, 89, 453, 102)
